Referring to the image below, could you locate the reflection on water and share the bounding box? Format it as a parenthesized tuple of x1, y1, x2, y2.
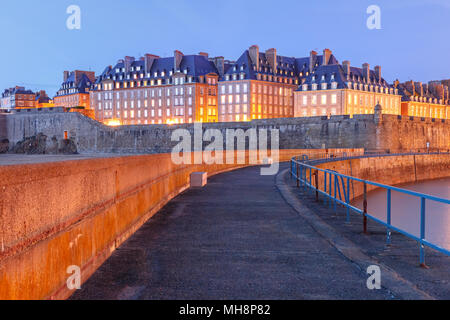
(352, 178, 450, 250)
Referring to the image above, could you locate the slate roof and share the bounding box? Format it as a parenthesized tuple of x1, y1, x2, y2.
(56, 72, 93, 97)
(297, 63, 392, 91)
(97, 54, 220, 85)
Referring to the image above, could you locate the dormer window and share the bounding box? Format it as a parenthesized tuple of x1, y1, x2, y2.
(321, 83, 327, 90)
(312, 84, 318, 91)
(331, 82, 337, 89)
(321, 75, 325, 81)
(331, 74, 335, 81)
(302, 84, 308, 91)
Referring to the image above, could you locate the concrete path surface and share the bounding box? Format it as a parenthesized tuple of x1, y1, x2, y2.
(71, 163, 448, 300)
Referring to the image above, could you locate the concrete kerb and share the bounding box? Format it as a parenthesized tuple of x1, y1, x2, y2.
(275, 167, 434, 300)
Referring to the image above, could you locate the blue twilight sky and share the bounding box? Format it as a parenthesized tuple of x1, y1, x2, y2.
(0, 0, 448, 96)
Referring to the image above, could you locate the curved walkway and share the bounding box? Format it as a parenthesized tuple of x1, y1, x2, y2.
(71, 163, 445, 300)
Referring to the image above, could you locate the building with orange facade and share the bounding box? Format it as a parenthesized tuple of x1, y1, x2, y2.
(218, 46, 324, 122)
(91, 51, 221, 125)
(54, 70, 95, 116)
(395, 80, 450, 119)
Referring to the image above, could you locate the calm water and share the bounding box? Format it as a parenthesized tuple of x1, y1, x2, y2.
(352, 178, 450, 250)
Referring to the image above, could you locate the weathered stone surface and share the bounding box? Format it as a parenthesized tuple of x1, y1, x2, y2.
(1, 110, 449, 154)
(0, 139, 9, 154)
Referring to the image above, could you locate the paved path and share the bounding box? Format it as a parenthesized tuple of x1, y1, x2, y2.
(72, 163, 405, 300)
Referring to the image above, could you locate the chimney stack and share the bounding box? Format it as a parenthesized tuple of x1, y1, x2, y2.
(174, 50, 184, 71)
(362, 63, 370, 82)
(342, 61, 351, 77)
(265, 48, 277, 74)
(144, 54, 159, 73)
(417, 82, 424, 96)
(124, 56, 135, 73)
(212, 56, 225, 77)
(322, 49, 332, 66)
(309, 50, 318, 73)
(199, 52, 209, 58)
(375, 65, 382, 82)
(249, 45, 260, 70)
(63, 71, 70, 82)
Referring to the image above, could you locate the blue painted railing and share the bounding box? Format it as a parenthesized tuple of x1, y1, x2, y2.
(290, 153, 450, 267)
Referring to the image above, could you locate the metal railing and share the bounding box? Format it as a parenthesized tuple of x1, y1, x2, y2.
(290, 153, 450, 267)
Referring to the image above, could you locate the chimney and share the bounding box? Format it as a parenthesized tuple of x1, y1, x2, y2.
(342, 61, 351, 77)
(362, 63, 370, 82)
(434, 83, 444, 100)
(375, 65, 382, 82)
(144, 54, 159, 73)
(417, 82, 424, 96)
(174, 50, 184, 71)
(213, 56, 225, 77)
(393, 79, 400, 88)
(199, 52, 209, 58)
(265, 48, 277, 74)
(309, 50, 318, 73)
(63, 71, 70, 82)
(322, 49, 332, 66)
(124, 56, 135, 73)
(249, 45, 260, 70)
(406, 80, 415, 96)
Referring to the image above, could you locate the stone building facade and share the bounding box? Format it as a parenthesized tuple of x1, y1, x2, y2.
(54, 70, 95, 113)
(0, 86, 36, 111)
(395, 80, 450, 119)
(294, 59, 402, 118)
(217, 46, 336, 122)
(91, 51, 220, 126)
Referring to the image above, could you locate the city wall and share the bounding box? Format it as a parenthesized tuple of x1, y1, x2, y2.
(0, 149, 357, 300)
(1, 109, 450, 154)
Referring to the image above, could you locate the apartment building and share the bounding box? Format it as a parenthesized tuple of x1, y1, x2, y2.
(217, 46, 336, 122)
(395, 80, 450, 119)
(0, 86, 36, 110)
(91, 51, 220, 125)
(294, 58, 401, 117)
(54, 70, 95, 110)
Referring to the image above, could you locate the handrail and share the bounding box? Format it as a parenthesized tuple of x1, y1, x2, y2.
(290, 152, 450, 267)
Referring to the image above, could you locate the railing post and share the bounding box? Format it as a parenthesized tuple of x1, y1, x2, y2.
(333, 175, 337, 213)
(309, 168, 312, 193)
(386, 189, 392, 246)
(324, 172, 327, 206)
(314, 170, 319, 202)
(346, 177, 350, 223)
(296, 161, 300, 188)
(363, 182, 368, 234)
(420, 197, 427, 268)
(328, 172, 332, 209)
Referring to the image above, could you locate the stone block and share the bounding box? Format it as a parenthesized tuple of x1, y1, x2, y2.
(191, 172, 207, 188)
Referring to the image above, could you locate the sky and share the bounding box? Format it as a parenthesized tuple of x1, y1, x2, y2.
(0, 0, 449, 96)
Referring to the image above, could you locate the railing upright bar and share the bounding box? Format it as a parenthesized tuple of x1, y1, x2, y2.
(346, 177, 351, 223)
(386, 189, 392, 245)
(363, 182, 368, 234)
(420, 197, 426, 268)
(333, 174, 337, 213)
